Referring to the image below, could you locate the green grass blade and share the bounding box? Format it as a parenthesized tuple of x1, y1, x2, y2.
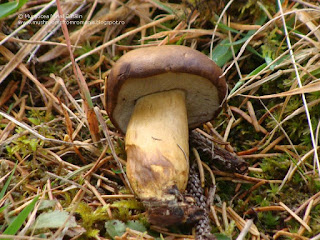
(246, 45, 263, 59)
(3, 196, 39, 238)
(223, 35, 252, 46)
(0, 0, 28, 19)
(0, 204, 9, 214)
(211, 39, 241, 67)
(229, 63, 267, 95)
(217, 22, 240, 34)
(149, 0, 175, 15)
(0, 163, 17, 200)
(0, 2, 19, 19)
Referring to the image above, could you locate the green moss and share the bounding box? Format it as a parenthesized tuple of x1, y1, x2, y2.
(258, 211, 280, 229)
(75, 42, 99, 66)
(75, 202, 111, 238)
(111, 199, 144, 221)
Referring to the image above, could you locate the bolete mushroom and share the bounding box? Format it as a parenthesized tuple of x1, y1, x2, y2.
(105, 45, 227, 225)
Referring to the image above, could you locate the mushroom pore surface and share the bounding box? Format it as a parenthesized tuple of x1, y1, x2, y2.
(113, 73, 220, 133)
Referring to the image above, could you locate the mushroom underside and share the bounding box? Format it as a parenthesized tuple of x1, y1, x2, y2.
(112, 72, 221, 133)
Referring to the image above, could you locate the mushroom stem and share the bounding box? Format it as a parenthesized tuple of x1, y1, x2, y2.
(125, 89, 189, 203)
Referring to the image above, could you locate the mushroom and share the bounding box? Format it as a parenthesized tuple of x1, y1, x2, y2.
(105, 45, 227, 225)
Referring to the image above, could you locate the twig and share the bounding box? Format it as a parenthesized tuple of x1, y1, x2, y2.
(229, 106, 268, 134)
(245, 206, 285, 215)
(101, 194, 134, 199)
(297, 199, 313, 236)
(273, 230, 309, 240)
(310, 233, 320, 240)
(236, 219, 253, 240)
(212, 170, 281, 184)
(247, 101, 260, 132)
(227, 207, 260, 237)
(279, 202, 312, 232)
(211, 206, 223, 232)
(193, 148, 205, 188)
(259, 135, 285, 154)
(189, 130, 248, 174)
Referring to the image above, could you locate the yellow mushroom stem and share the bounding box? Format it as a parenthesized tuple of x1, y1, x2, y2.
(125, 89, 189, 203)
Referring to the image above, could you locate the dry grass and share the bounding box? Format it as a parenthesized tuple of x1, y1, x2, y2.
(0, 0, 320, 239)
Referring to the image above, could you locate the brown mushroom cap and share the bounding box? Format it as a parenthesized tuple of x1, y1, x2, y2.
(106, 45, 227, 133)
